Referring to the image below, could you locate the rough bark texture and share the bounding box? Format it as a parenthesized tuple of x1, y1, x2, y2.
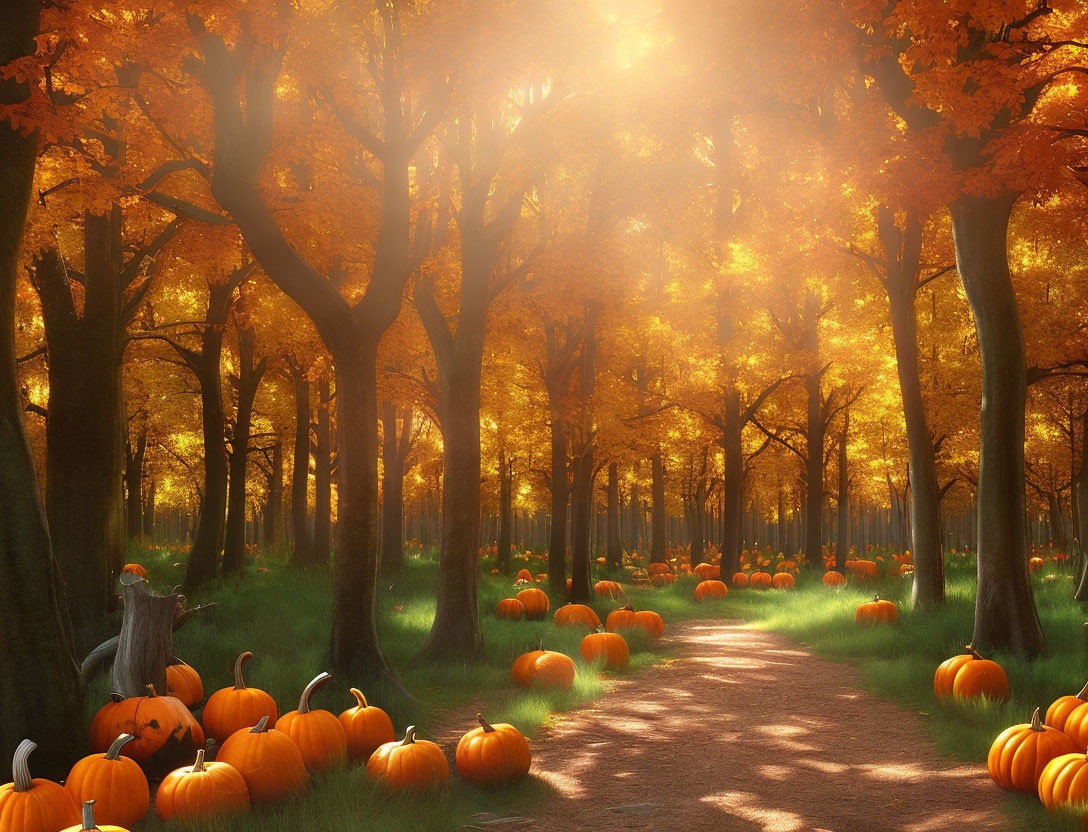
(835, 412, 850, 570)
(951, 193, 1046, 656)
(112, 576, 180, 698)
(223, 323, 265, 577)
(569, 306, 599, 603)
(289, 365, 312, 563)
(0, 1, 85, 780)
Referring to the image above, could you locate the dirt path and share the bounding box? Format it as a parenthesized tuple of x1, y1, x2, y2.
(461, 620, 1009, 832)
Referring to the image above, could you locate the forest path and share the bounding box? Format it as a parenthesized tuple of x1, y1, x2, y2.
(461, 620, 1008, 832)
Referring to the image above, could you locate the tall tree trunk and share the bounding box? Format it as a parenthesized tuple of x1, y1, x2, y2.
(606, 462, 622, 566)
(380, 400, 406, 577)
(143, 478, 156, 539)
(498, 449, 512, 575)
(0, 0, 85, 779)
(951, 193, 1046, 656)
(835, 412, 850, 570)
(548, 404, 568, 592)
(721, 388, 743, 575)
(569, 305, 599, 602)
(691, 479, 707, 568)
(1047, 491, 1067, 549)
(628, 476, 641, 553)
(1074, 412, 1088, 600)
(125, 428, 147, 541)
(263, 441, 283, 546)
(312, 377, 332, 567)
(803, 292, 825, 567)
(290, 366, 312, 564)
(650, 451, 667, 563)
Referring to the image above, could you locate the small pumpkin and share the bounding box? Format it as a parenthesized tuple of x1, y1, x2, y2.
(933, 646, 1009, 702)
(516, 568, 533, 582)
(155, 749, 250, 822)
(988, 708, 1076, 793)
(594, 580, 623, 599)
(217, 716, 308, 804)
(65, 734, 150, 827)
(165, 661, 203, 708)
(749, 571, 772, 590)
(1038, 751, 1088, 811)
(512, 650, 577, 690)
(771, 572, 795, 590)
(89, 694, 127, 753)
(694, 580, 728, 602)
(62, 800, 129, 832)
(511, 650, 546, 688)
(648, 563, 672, 576)
(731, 572, 749, 588)
(605, 604, 663, 638)
(693, 563, 720, 580)
(366, 727, 449, 790)
(338, 688, 395, 763)
(516, 588, 549, 619)
(1029, 556, 1045, 573)
(855, 596, 898, 626)
(99, 685, 204, 773)
(580, 631, 630, 671)
(554, 603, 601, 629)
(650, 572, 677, 587)
(0, 740, 80, 832)
(456, 715, 531, 786)
(822, 570, 845, 586)
(276, 672, 348, 772)
(1045, 681, 1088, 734)
(121, 563, 148, 580)
(202, 651, 280, 744)
(496, 598, 525, 620)
(605, 604, 636, 633)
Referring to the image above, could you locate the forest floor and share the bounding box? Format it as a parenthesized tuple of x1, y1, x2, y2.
(440, 619, 1008, 832)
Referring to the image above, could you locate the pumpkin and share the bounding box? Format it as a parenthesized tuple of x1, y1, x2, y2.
(694, 580, 728, 602)
(749, 571, 772, 590)
(1047, 681, 1088, 734)
(495, 598, 525, 620)
(62, 800, 129, 832)
(855, 596, 898, 626)
(693, 563, 720, 580)
(366, 727, 449, 790)
(554, 603, 601, 629)
(516, 568, 533, 582)
(849, 560, 877, 578)
(165, 661, 203, 708)
(933, 646, 1009, 702)
(121, 563, 148, 579)
(648, 563, 672, 576)
(276, 672, 348, 772)
(650, 572, 677, 587)
(731, 572, 749, 588)
(99, 685, 204, 773)
(456, 715, 531, 786)
(0, 740, 80, 832)
(605, 604, 664, 638)
(1055, 701, 1088, 752)
(512, 650, 576, 690)
(1029, 556, 1045, 573)
(338, 688, 395, 763)
(988, 708, 1077, 793)
(822, 570, 845, 586)
(511, 650, 546, 688)
(1038, 751, 1088, 811)
(772, 572, 795, 590)
(217, 716, 308, 804)
(594, 580, 623, 599)
(89, 694, 127, 753)
(202, 651, 280, 744)
(516, 588, 549, 619)
(775, 561, 798, 573)
(605, 604, 636, 633)
(155, 750, 250, 822)
(66, 734, 149, 827)
(632, 610, 665, 638)
(580, 631, 630, 671)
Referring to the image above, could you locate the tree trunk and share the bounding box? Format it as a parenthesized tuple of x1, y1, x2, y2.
(222, 325, 265, 577)
(606, 462, 622, 566)
(548, 403, 568, 592)
(835, 412, 849, 570)
(951, 193, 1046, 656)
(650, 451, 667, 563)
(290, 368, 312, 563)
(569, 451, 594, 602)
(143, 478, 156, 539)
(498, 449, 512, 575)
(125, 428, 147, 541)
(1048, 491, 1067, 549)
(721, 388, 743, 575)
(0, 2, 85, 779)
(263, 442, 283, 546)
(691, 479, 707, 568)
(312, 378, 332, 567)
(1074, 412, 1088, 600)
(803, 301, 825, 567)
(380, 400, 406, 577)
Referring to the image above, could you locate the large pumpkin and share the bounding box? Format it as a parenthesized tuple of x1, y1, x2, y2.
(202, 651, 279, 744)
(731, 572, 749, 588)
(217, 716, 308, 804)
(165, 661, 203, 708)
(1046, 681, 1088, 734)
(65, 734, 149, 827)
(495, 598, 525, 620)
(988, 708, 1076, 793)
(822, 571, 845, 586)
(580, 631, 630, 671)
(1055, 701, 1088, 751)
(155, 750, 250, 822)
(456, 715, 531, 786)
(855, 596, 898, 626)
(99, 685, 204, 773)
(338, 688, 395, 763)
(512, 650, 576, 690)
(366, 727, 449, 790)
(694, 580, 728, 602)
(605, 604, 663, 638)
(516, 588, 549, 619)
(89, 694, 127, 753)
(605, 604, 636, 633)
(749, 571, 772, 590)
(554, 603, 601, 629)
(62, 800, 129, 832)
(0, 740, 80, 832)
(771, 572, 795, 590)
(933, 646, 1009, 702)
(1038, 751, 1088, 811)
(276, 672, 348, 772)
(511, 650, 546, 688)
(594, 580, 623, 599)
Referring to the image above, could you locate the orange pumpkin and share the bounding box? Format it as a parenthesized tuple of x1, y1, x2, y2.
(217, 716, 308, 804)
(155, 750, 250, 822)
(648, 563, 672, 576)
(1029, 556, 1045, 573)
(1038, 751, 1088, 811)
(693, 563, 720, 580)
(512, 650, 576, 690)
(165, 661, 203, 708)
(366, 727, 449, 790)
(202, 651, 280, 744)
(0, 740, 80, 832)
(338, 688, 395, 763)
(650, 572, 677, 587)
(1046, 681, 1088, 734)
(65, 734, 149, 827)
(749, 571, 772, 590)
(731, 572, 749, 588)
(554, 603, 601, 629)
(495, 598, 525, 620)
(771, 572, 794, 590)
(1055, 701, 1088, 751)
(849, 559, 877, 578)
(855, 596, 898, 626)
(516, 568, 533, 582)
(988, 708, 1076, 793)
(933, 646, 1009, 702)
(594, 580, 623, 599)
(121, 563, 148, 579)
(89, 694, 127, 753)
(605, 604, 636, 632)
(580, 631, 630, 670)
(516, 588, 549, 619)
(605, 604, 663, 638)
(822, 570, 845, 586)
(694, 580, 728, 602)
(62, 800, 129, 832)
(276, 672, 348, 772)
(99, 685, 204, 773)
(456, 715, 531, 786)
(511, 650, 546, 688)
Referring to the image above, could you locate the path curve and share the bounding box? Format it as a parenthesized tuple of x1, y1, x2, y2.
(510, 620, 1006, 832)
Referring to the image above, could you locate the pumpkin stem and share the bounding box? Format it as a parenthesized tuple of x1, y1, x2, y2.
(1031, 707, 1045, 731)
(1076, 681, 1088, 700)
(12, 739, 35, 792)
(966, 645, 983, 661)
(107, 692, 125, 704)
(145, 683, 158, 698)
(400, 726, 417, 746)
(349, 687, 368, 709)
(250, 716, 270, 734)
(233, 652, 253, 690)
(622, 603, 634, 612)
(873, 596, 880, 603)
(477, 713, 496, 733)
(105, 733, 136, 761)
(81, 800, 99, 830)
(298, 672, 332, 714)
(192, 748, 207, 773)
